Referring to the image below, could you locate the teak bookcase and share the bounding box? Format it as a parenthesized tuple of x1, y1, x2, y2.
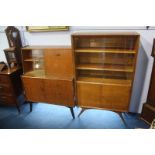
(21, 46, 75, 118)
(72, 32, 140, 114)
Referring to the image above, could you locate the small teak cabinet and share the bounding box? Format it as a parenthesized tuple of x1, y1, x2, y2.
(21, 46, 75, 118)
(72, 32, 140, 112)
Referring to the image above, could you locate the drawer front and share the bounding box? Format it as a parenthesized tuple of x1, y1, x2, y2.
(22, 76, 45, 102)
(0, 84, 14, 95)
(77, 82, 131, 111)
(45, 79, 74, 107)
(0, 75, 11, 85)
(0, 95, 16, 105)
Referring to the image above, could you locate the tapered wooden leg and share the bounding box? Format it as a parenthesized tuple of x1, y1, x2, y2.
(69, 107, 75, 119)
(16, 104, 20, 113)
(30, 102, 33, 112)
(78, 108, 86, 117)
(115, 112, 128, 128)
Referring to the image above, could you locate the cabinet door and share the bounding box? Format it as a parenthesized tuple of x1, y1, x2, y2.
(45, 79, 74, 107)
(77, 82, 131, 111)
(44, 48, 74, 78)
(101, 85, 131, 111)
(77, 82, 101, 108)
(22, 76, 45, 102)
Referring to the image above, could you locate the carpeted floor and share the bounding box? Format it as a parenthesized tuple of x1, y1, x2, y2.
(0, 103, 149, 129)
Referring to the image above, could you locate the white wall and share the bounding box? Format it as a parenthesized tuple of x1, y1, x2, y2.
(0, 26, 155, 113)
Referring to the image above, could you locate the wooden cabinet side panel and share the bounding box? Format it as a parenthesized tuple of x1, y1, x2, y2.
(22, 76, 45, 102)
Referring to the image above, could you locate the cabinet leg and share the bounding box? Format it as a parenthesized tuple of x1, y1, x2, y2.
(16, 105, 20, 114)
(30, 102, 33, 112)
(69, 107, 75, 119)
(78, 108, 86, 117)
(115, 112, 128, 128)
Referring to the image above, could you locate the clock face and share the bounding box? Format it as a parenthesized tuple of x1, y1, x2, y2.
(12, 32, 17, 38)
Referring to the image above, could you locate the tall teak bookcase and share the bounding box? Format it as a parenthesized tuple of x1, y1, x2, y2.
(72, 32, 140, 112)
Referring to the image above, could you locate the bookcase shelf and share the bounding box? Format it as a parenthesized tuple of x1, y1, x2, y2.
(76, 64, 133, 72)
(24, 70, 45, 77)
(75, 48, 136, 54)
(24, 58, 43, 62)
(77, 77, 132, 86)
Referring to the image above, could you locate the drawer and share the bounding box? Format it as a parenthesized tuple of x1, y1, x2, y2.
(0, 84, 14, 95)
(0, 75, 11, 85)
(77, 82, 131, 111)
(0, 95, 16, 105)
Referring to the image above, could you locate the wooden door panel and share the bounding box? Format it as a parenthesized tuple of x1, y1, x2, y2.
(77, 82, 130, 111)
(101, 85, 131, 111)
(22, 76, 45, 102)
(77, 82, 101, 107)
(44, 48, 73, 78)
(45, 79, 74, 107)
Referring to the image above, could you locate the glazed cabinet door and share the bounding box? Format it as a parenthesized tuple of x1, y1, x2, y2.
(22, 76, 45, 102)
(44, 79, 74, 107)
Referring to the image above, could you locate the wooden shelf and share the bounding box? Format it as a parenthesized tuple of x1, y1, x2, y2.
(75, 48, 136, 54)
(76, 63, 133, 72)
(24, 70, 45, 77)
(24, 58, 43, 62)
(77, 76, 131, 86)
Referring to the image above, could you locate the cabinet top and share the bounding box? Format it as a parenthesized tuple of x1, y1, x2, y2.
(22, 45, 71, 50)
(72, 31, 140, 36)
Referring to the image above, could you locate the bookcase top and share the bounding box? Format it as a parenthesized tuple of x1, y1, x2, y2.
(72, 31, 140, 36)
